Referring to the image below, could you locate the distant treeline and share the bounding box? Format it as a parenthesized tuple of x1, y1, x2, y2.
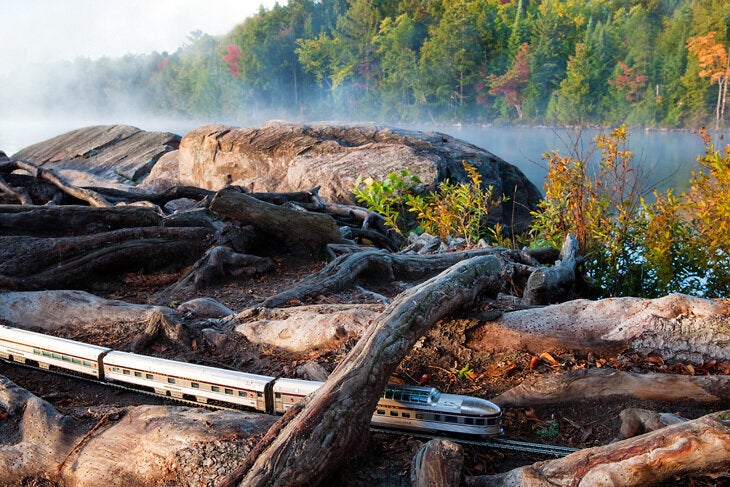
(11, 0, 730, 127)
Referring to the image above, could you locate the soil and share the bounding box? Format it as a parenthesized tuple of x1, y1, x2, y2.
(1, 256, 727, 486)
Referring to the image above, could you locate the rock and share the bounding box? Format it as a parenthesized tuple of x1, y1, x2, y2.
(138, 149, 179, 192)
(12, 125, 180, 189)
(233, 304, 382, 352)
(177, 121, 541, 231)
(177, 297, 234, 318)
(296, 361, 330, 382)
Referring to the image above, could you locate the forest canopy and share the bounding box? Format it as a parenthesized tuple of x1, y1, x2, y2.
(4, 0, 730, 128)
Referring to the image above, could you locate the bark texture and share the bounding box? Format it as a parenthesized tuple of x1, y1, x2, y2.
(466, 411, 730, 487)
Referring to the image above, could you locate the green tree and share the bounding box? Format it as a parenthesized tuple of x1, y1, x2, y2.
(419, 0, 485, 118)
(373, 13, 423, 118)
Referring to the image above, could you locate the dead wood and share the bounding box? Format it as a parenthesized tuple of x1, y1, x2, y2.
(0, 227, 212, 290)
(522, 234, 579, 305)
(0, 204, 163, 236)
(491, 368, 730, 407)
(236, 255, 506, 486)
(10, 159, 111, 207)
(161, 245, 274, 298)
(209, 187, 345, 254)
(615, 408, 688, 441)
(0, 173, 33, 205)
(0, 373, 277, 486)
(128, 310, 192, 352)
(410, 439, 464, 487)
(466, 411, 730, 487)
(467, 293, 730, 363)
(254, 247, 513, 309)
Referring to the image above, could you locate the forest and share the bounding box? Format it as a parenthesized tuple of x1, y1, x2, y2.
(6, 0, 730, 128)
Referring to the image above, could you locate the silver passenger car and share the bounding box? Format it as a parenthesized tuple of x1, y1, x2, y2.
(0, 325, 110, 377)
(371, 384, 502, 436)
(103, 351, 275, 411)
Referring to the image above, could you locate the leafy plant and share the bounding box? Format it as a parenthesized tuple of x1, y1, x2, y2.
(452, 363, 476, 381)
(536, 419, 560, 439)
(352, 170, 421, 237)
(354, 162, 500, 246)
(406, 162, 498, 245)
(529, 125, 730, 298)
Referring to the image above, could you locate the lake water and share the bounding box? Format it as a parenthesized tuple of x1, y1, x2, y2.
(1, 117, 725, 195)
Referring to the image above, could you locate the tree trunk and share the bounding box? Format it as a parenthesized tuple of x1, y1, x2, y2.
(254, 247, 528, 309)
(209, 188, 344, 255)
(466, 411, 730, 487)
(522, 234, 578, 305)
(491, 368, 730, 407)
(235, 255, 506, 486)
(0, 204, 163, 237)
(0, 227, 212, 290)
(467, 293, 730, 363)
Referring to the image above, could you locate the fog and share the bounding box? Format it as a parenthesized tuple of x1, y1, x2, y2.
(0, 0, 278, 151)
(0, 0, 711, 194)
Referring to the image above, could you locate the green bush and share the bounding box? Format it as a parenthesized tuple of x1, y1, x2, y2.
(353, 162, 500, 246)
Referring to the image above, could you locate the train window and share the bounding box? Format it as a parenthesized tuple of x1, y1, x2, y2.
(52, 353, 62, 359)
(257, 392, 263, 397)
(33, 349, 41, 355)
(434, 414, 441, 421)
(487, 418, 497, 425)
(445, 416, 457, 423)
(384, 391, 394, 399)
(72, 358, 81, 364)
(211, 386, 220, 392)
(390, 411, 398, 416)
(42, 351, 51, 357)
(275, 392, 281, 398)
(123, 369, 131, 375)
(134, 371, 142, 377)
(415, 414, 423, 420)
(83, 361, 92, 366)
(376, 410, 385, 415)
(146, 373, 154, 380)
(475, 419, 485, 425)
(402, 412, 411, 418)
(238, 391, 246, 397)
(225, 388, 233, 395)
(464, 418, 474, 425)
(168, 378, 176, 384)
(62, 356, 71, 362)
(191, 382, 199, 389)
(112, 367, 120, 372)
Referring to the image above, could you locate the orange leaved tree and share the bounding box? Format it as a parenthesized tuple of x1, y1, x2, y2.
(687, 31, 730, 129)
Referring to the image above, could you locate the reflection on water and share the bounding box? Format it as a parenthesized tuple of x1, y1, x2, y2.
(2, 118, 726, 195)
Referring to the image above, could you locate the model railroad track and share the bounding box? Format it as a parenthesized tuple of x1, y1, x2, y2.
(3, 359, 578, 457)
(371, 427, 579, 457)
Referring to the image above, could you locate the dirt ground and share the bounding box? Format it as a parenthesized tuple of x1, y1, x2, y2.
(2, 255, 728, 486)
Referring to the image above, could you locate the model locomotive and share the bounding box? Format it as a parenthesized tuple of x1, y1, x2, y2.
(0, 325, 502, 437)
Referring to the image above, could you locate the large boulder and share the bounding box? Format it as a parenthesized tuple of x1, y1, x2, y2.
(12, 125, 180, 189)
(178, 121, 542, 230)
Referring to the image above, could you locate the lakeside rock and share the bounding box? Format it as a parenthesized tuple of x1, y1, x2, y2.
(177, 121, 542, 231)
(10, 121, 541, 230)
(11, 125, 179, 189)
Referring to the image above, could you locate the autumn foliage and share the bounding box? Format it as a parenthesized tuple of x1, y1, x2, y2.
(222, 44, 242, 77)
(687, 32, 730, 128)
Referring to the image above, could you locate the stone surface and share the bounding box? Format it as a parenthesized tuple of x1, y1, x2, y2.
(12, 125, 179, 189)
(177, 121, 542, 230)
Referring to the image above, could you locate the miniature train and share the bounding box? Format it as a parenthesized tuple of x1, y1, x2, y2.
(0, 324, 502, 437)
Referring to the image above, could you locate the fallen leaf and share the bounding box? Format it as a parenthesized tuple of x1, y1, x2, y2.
(540, 352, 559, 368)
